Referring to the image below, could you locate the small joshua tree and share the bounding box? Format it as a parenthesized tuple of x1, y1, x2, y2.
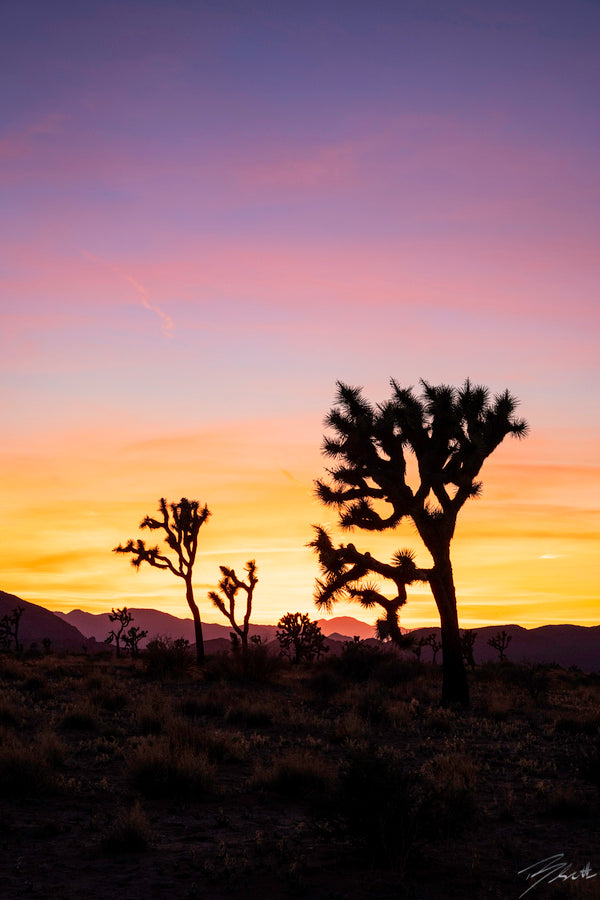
(0, 606, 24, 653)
(488, 630, 512, 662)
(105, 607, 133, 658)
(276, 612, 328, 663)
(114, 497, 211, 664)
(411, 635, 428, 662)
(461, 629, 478, 669)
(122, 625, 148, 658)
(208, 559, 258, 652)
(424, 633, 442, 664)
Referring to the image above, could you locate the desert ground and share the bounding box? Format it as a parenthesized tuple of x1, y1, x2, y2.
(1, 642, 599, 899)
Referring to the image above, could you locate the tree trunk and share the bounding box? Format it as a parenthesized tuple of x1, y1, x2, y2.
(185, 578, 205, 665)
(429, 555, 469, 706)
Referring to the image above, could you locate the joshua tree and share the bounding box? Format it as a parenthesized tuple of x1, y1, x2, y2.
(105, 607, 133, 658)
(488, 629, 512, 662)
(208, 559, 258, 652)
(411, 635, 428, 662)
(122, 625, 148, 658)
(0, 606, 24, 653)
(461, 629, 478, 669)
(310, 528, 426, 650)
(114, 497, 211, 664)
(313, 379, 528, 705)
(276, 612, 328, 663)
(424, 632, 442, 664)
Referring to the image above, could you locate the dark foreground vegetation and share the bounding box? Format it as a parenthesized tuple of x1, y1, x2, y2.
(1, 643, 600, 899)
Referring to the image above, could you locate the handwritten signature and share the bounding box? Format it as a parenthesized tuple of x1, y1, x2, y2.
(518, 854, 597, 897)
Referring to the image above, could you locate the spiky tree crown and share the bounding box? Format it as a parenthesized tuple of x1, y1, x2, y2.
(317, 378, 528, 533)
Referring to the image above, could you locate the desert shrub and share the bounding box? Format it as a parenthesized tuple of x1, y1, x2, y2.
(207, 639, 282, 683)
(373, 655, 421, 688)
(39, 731, 67, 768)
(180, 695, 226, 719)
(306, 668, 343, 700)
(144, 636, 193, 678)
(136, 690, 171, 735)
(199, 727, 250, 763)
(328, 711, 365, 744)
(0, 698, 19, 727)
(59, 704, 98, 732)
(0, 657, 26, 681)
(225, 699, 273, 728)
(338, 638, 382, 682)
(0, 731, 58, 797)
(554, 712, 600, 737)
(101, 801, 151, 853)
(250, 748, 335, 799)
(544, 785, 591, 820)
(336, 744, 419, 868)
(418, 748, 478, 835)
(483, 687, 514, 721)
(92, 690, 128, 711)
(357, 686, 392, 726)
(129, 736, 216, 798)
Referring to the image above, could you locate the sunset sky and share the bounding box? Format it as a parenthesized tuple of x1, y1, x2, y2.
(1, 0, 598, 629)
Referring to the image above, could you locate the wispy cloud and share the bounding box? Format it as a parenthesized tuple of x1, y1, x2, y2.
(82, 250, 174, 337)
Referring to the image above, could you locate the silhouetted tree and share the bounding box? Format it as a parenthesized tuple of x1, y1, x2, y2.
(310, 528, 426, 650)
(105, 607, 133, 658)
(488, 630, 512, 662)
(0, 606, 24, 653)
(276, 612, 328, 663)
(411, 635, 428, 662)
(424, 632, 442, 664)
(461, 629, 478, 669)
(114, 497, 211, 664)
(122, 625, 148, 658)
(314, 379, 528, 705)
(208, 559, 258, 652)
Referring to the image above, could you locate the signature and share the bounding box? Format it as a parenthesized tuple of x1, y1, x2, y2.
(518, 854, 597, 897)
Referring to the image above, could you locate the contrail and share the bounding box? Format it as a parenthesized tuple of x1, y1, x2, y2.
(82, 250, 174, 338)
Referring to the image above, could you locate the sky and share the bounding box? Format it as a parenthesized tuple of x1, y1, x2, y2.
(1, 0, 598, 629)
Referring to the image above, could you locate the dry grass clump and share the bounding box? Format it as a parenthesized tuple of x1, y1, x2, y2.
(328, 710, 365, 744)
(128, 736, 216, 798)
(100, 801, 152, 853)
(59, 702, 99, 732)
(0, 696, 20, 727)
(225, 697, 274, 728)
(250, 748, 336, 798)
(553, 711, 600, 737)
(418, 746, 479, 835)
(179, 694, 226, 720)
(0, 729, 64, 797)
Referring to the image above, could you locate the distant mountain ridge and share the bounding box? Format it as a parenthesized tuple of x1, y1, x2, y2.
(0, 591, 103, 650)
(54, 609, 376, 646)
(410, 624, 600, 671)
(3, 591, 599, 670)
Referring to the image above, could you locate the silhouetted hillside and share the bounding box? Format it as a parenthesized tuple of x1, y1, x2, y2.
(410, 623, 600, 671)
(0, 591, 102, 650)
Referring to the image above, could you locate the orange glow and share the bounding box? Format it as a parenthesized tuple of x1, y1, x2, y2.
(0, 420, 597, 628)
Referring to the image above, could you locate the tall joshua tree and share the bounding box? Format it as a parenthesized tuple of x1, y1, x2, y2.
(313, 379, 528, 705)
(114, 497, 211, 664)
(208, 559, 258, 652)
